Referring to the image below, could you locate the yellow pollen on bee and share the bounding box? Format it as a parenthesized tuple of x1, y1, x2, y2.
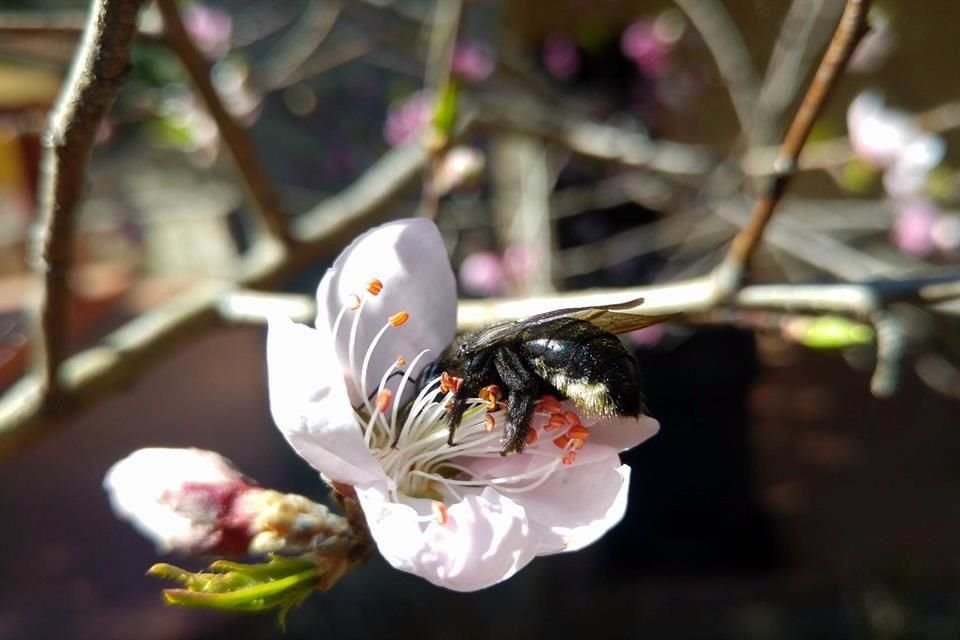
(389, 311, 410, 327)
(367, 278, 383, 295)
(432, 501, 449, 525)
(376, 389, 393, 413)
(484, 414, 496, 432)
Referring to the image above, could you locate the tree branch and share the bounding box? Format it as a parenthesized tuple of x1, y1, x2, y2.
(155, 0, 295, 249)
(30, 0, 147, 405)
(719, 0, 870, 284)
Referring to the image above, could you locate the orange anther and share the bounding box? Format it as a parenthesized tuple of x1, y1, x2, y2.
(347, 294, 361, 310)
(567, 425, 590, 440)
(440, 371, 463, 394)
(525, 429, 539, 445)
(395, 355, 406, 367)
(545, 414, 566, 431)
(375, 389, 393, 413)
(367, 279, 383, 295)
(431, 501, 449, 525)
(562, 451, 577, 466)
(563, 411, 581, 426)
(484, 415, 496, 432)
(479, 385, 500, 410)
(537, 395, 563, 414)
(553, 434, 570, 449)
(389, 311, 409, 327)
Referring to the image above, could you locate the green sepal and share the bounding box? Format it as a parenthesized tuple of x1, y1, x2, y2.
(148, 556, 320, 630)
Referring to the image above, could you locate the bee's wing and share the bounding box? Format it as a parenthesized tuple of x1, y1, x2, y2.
(460, 319, 527, 351)
(518, 297, 676, 335)
(464, 297, 675, 351)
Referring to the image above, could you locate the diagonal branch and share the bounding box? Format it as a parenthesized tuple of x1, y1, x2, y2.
(718, 0, 870, 286)
(30, 0, 147, 404)
(155, 0, 295, 249)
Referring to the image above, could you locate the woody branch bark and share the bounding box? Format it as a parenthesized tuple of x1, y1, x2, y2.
(717, 0, 870, 290)
(30, 0, 147, 405)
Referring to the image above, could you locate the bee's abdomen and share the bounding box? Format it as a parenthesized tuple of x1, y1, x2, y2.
(521, 319, 642, 417)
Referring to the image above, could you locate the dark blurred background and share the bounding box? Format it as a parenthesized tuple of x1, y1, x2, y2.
(2, 1, 960, 638)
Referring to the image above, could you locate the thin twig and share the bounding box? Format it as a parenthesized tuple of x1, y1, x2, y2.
(751, 0, 838, 146)
(673, 0, 759, 141)
(30, 0, 147, 404)
(254, 0, 341, 91)
(720, 0, 870, 283)
(472, 98, 713, 176)
(156, 0, 294, 249)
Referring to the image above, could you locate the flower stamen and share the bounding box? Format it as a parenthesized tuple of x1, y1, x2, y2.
(389, 311, 409, 327)
(376, 389, 393, 413)
(440, 372, 463, 394)
(479, 385, 500, 410)
(431, 501, 449, 525)
(367, 278, 383, 296)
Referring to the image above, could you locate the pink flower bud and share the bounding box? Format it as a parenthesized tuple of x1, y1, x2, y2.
(104, 448, 261, 555)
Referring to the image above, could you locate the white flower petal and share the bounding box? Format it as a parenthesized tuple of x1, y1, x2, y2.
(103, 448, 243, 553)
(519, 462, 632, 554)
(315, 219, 457, 405)
(356, 482, 540, 592)
(587, 414, 660, 452)
(266, 317, 385, 486)
(847, 91, 914, 168)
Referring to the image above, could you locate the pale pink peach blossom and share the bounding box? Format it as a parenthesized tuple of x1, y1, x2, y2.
(266, 219, 659, 591)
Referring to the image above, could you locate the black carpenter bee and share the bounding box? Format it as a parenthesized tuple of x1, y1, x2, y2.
(427, 299, 663, 455)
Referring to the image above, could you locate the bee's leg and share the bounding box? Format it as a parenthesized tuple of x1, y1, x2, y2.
(494, 348, 540, 455)
(446, 352, 495, 446)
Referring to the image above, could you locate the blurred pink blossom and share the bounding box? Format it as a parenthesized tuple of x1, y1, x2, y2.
(847, 91, 944, 199)
(459, 250, 505, 296)
(384, 91, 432, 146)
(451, 41, 495, 83)
(543, 35, 580, 80)
(621, 20, 671, 77)
(892, 199, 939, 257)
(183, 3, 232, 58)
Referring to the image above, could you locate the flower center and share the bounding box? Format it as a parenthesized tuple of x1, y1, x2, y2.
(331, 280, 593, 506)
